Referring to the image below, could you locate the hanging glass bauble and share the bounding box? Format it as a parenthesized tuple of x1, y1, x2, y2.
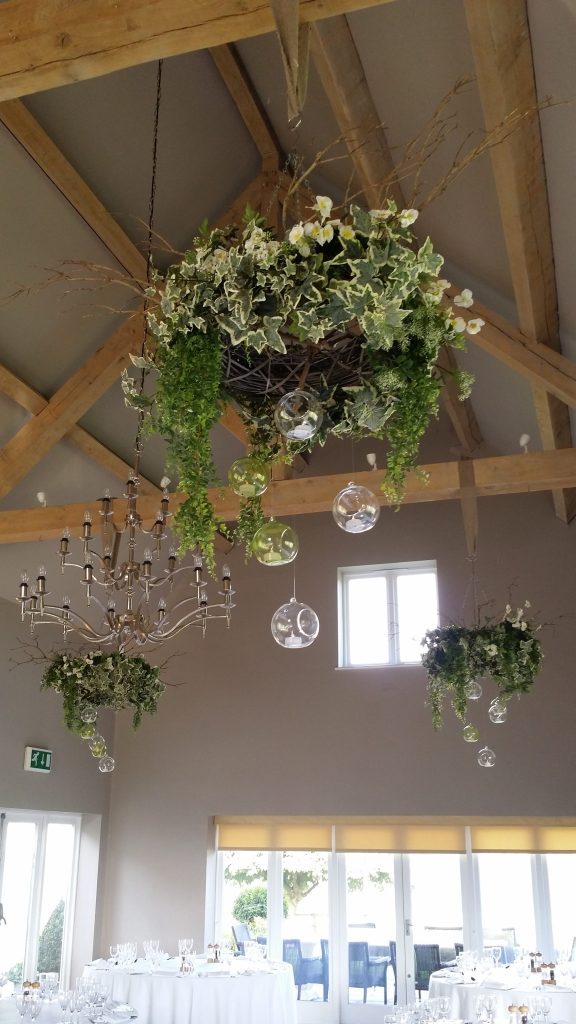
(478, 746, 496, 768)
(274, 389, 323, 441)
(252, 518, 298, 566)
(228, 456, 269, 498)
(271, 596, 320, 649)
(99, 755, 115, 773)
(332, 481, 380, 534)
(465, 679, 483, 701)
(89, 735, 106, 758)
(78, 723, 96, 740)
(462, 723, 480, 743)
(80, 704, 98, 724)
(488, 698, 508, 724)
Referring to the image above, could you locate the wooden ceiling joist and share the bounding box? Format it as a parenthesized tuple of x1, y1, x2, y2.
(463, 0, 576, 522)
(310, 15, 480, 454)
(209, 45, 282, 172)
(0, 361, 160, 495)
(2, 447, 576, 545)
(0, 0, 398, 104)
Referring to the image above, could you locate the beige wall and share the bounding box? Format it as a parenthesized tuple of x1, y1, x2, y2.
(100, 492, 576, 953)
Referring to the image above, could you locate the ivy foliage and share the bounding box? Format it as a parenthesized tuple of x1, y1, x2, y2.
(122, 198, 478, 565)
(41, 650, 165, 735)
(421, 604, 543, 730)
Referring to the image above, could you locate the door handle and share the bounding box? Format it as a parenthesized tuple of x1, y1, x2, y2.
(405, 919, 412, 936)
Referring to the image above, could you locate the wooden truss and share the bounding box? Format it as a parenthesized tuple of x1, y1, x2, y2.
(0, 0, 574, 547)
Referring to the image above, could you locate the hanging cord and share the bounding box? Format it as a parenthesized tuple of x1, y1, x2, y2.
(133, 59, 164, 477)
(0, 812, 6, 924)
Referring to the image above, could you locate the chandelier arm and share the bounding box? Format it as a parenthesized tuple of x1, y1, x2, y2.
(155, 605, 234, 641)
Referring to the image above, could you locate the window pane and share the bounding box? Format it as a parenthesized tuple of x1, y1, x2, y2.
(478, 854, 535, 951)
(220, 851, 268, 953)
(37, 824, 75, 977)
(345, 853, 396, 1006)
(282, 851, 329, 1003)
(547, 854, 576, 957)
(409, 854, 463, 999)
(397, 573, 438, 663)
(347, 576, 389, 665)
(0, 822, 37, 984)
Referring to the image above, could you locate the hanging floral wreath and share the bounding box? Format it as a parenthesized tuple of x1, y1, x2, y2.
(123, 196, 481, 567)
(421, 602, 543, 732)
(41, 650, 165, 734)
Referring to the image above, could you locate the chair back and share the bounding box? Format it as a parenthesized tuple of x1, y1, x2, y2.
(348, 941, 370, 987)
(283, 939, 303, 983)
(455, 942, 464, 957)
(414, 943, 441, 991)
(232, 922, 252, 952)
(389, 940, 397, 968)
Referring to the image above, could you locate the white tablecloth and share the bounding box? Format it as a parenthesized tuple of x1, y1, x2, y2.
(430, 971, 576, 1023)
(85, 961, 297, 1024)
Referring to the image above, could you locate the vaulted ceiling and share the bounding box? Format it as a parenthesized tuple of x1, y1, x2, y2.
(0, 0, 575, 600)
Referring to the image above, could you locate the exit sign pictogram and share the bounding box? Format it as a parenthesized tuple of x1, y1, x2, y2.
(24, 747, 52, 772)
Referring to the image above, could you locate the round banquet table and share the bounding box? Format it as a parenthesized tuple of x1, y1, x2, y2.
(84, 960, 297, 1024)
(430, 970, 576, 1023)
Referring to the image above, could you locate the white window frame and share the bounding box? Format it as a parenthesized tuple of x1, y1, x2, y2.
(337, 560, 438, 668)
(0, 810, 81, 987)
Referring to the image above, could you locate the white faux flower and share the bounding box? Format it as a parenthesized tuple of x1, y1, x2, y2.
(398, 208, 419, 227)
(486, 644, 498, 657)
(466, 318, 485, 335)
(339, 223, 356, 241)
(314, 195, 333, 221)
(288, 223, 305, 244)
(318, 223, 334, 245)
(454, 288, 474, 308)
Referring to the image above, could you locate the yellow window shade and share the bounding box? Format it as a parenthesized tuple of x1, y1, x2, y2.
(471, 826, 576, 852)
(216, 819, 332, 851)
(335, 824, 465, 853)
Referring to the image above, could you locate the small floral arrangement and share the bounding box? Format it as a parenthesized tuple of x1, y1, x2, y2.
(123, 196, 481, 565)
(41, 650, 165, 735)
(421, 602, 543, 730)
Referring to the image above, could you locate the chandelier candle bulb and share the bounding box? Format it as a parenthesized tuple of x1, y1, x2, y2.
(82, 511, 92, 540)
(160, 490, 170, 520)
(59, 528, 70, 559)
(100, 490, 113, 518)
(36, 568, 46, 596)
(19, 573, 29, 602)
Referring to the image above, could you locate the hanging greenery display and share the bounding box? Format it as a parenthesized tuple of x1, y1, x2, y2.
(421, 602, 543, 731)
(122, 196, 480, 567)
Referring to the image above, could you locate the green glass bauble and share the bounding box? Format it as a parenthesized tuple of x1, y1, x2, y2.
(228, 457, 269, 498)
(252, 518, 299, 566)
(78, 723, 96, 740)
(89, 735, 107, 758)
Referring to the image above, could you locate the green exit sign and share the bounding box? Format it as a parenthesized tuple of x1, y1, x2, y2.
(24, 747, 52, 773)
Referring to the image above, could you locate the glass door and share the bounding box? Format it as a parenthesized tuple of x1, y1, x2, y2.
(407, 854, 464, 1002)
(0, 818, 38, 988)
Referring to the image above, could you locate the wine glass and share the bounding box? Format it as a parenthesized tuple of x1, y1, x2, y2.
(491, 946, 502, 967)
(540, 994, 552, 1024)
(109, 944, 118, 962)
(27, 998, 41, 1020)
(14, 994, 28, 1019)
(438, 996, 451, 1019)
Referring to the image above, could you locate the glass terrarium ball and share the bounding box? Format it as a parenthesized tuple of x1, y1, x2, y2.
(462, 723, 480, 743)
(332, 482, 380, 534)
(99, 755, 116, 773)
(227, 456, 269, 498)
(252, 519, 299, 566)
(274, 389, 323, 441)
(271, 597, 320, 649)
(488, 698, 508, 724)
(80, 704, 98, 724)
(78, 723, 96, 740)
(478, 746, 497, 768)
(89, 735, 106, 758)
(465, 679, 483, 701)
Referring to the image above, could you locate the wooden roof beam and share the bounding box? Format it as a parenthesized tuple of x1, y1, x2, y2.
(463, 0, 576, 522)
(0, 0, 398, 104)
(0, 361, 161, 495)
(2, 447, 576, 543)
(209, 45, 282, 172)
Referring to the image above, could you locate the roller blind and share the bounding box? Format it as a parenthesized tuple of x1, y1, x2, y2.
(471, 826, 576, 852)
(216, 819, 332, 851)
(335, 824, 466, 853)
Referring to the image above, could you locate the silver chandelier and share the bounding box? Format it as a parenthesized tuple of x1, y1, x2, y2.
(17, 473, 235, 653)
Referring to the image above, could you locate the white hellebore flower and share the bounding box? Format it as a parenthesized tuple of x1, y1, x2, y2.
(288, 223, 305, 244)
(318, 223, 334, 245)
(314, 195, 333, 221)
(339, 223, 356, 241)
(398, 208, 419, 228)
(454, 288, 474, 308)
(486, 644, 498, 657)
(451, 316, 467, 333)
(466, 317, 485, 335)
(307, 221, 322, 241)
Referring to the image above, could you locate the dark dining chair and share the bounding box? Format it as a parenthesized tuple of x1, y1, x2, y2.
(455, 942, 464, 957)
(282, 939, 326, 1000)
(320, 938, 330, 1000)
(414, 943, 441, 999)
(389, 939, 397, 1004)
(232, 922, 251, 954)
(348, 941, 390, 1003)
